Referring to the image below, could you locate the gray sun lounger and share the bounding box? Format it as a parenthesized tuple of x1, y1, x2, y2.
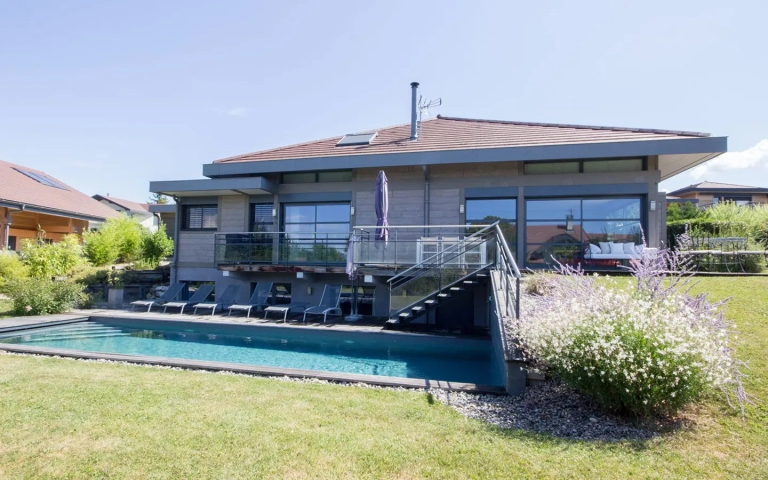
(228, 282, 274, 318)
(302, 284, 343, 323)
(162, 284, 214, 314)
(264, 302, 308, 322)
(193, 285, 241, 316)
(131, 283, 185, 312)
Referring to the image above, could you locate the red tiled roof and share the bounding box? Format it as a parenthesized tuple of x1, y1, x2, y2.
(93, 194, 150, 213)
(0, 159, 118, 220)
(214, 115, 711, 164)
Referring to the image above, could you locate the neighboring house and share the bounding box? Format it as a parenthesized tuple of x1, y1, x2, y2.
(667, 182, 768, 207)
(0, 159, 118, 250)
(148, 203, 176, 242)
(92, 194, 159, 232)
(149, 82, 727, 324)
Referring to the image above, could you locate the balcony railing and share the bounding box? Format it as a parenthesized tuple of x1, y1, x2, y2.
(351, 225, 495, 271)
(214, 225, 500, 269)
(214, 232, 349, 266)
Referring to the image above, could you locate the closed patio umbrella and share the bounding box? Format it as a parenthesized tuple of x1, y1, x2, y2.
(375, 170, 389, 243)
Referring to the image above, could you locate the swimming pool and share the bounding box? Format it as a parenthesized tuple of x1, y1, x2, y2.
(0, 318, 502, 387)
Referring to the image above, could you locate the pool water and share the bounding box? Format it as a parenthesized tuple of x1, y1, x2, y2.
(0, 320, 501, 386)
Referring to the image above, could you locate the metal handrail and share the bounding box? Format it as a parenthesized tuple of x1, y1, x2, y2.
(386, 222, 499, 284)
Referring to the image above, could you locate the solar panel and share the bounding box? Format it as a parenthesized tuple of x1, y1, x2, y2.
(13, 168, 69, 190)
(336, 132, 377, 147)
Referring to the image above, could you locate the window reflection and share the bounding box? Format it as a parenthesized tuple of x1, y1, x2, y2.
(525, 196, 644, 268)
(465, 198, 517, 248)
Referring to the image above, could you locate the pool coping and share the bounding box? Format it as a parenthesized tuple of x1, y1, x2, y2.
(0, 314, 506, 395)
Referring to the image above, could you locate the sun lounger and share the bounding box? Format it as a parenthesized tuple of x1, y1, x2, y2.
(130, 283, 185, 312)
(264, 303, 308, 322)
(193, 285, 241, 316)
(228, 282, 274, 318)
(302, 284, 343, 323)
(162, 284, 214, 314)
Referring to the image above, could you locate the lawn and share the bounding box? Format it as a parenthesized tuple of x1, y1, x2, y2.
(0, 277, 766, 479)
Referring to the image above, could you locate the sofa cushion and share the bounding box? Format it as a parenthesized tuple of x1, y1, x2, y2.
(588, 244, 601, 255)
(609, 242, 624, 255)
(623, 243, 635, 254)
(598, 242, 611, 254)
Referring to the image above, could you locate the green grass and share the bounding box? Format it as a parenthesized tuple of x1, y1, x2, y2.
(0, 277, 766, 479)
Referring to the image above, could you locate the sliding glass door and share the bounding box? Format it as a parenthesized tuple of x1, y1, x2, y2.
(525, 197, 642, 267)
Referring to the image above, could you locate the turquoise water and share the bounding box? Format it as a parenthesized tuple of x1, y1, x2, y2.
(0, 321, 500, 385)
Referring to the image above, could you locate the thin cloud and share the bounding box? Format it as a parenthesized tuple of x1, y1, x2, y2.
(215, 107, 248, 117)
(690, 139, 768, 179)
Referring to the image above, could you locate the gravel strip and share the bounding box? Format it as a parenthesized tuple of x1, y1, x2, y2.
(429, 380, 679, 441)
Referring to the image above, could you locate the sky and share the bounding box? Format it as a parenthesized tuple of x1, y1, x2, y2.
(1, 0, 766, 201)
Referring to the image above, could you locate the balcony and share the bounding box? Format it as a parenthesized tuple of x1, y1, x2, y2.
(351, 225, 495, 272)
(214, 232, 349, 271)
(214, 225, 497, 273)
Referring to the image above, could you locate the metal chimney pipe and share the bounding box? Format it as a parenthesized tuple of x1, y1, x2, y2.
(410, 82, 419, 140)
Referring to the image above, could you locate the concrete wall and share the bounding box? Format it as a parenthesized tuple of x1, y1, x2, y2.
(177, 232, 215, 268)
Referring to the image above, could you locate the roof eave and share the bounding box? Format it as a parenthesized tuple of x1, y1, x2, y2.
(0, 200, 114, 222)
(201, 136, 728, 178)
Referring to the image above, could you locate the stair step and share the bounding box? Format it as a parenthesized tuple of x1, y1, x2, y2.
(398, 312, 411, 320)
(437, 293, 451, 299)
(411, 306, 424, 313)
(463, 280, 476, 285)
(423, 299, 437, 306)
(449, 287, 464, 292)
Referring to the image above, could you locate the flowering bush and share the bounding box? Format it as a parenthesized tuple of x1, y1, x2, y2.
(511, 248, 746, 417)
(6, 278, 87, 316)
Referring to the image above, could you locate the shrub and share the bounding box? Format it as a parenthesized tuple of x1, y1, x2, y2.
(83, 215, 143, 266)
(0, 252, 29, 294)
(756, 221, 768, 248)
(510, 250, 746, 417)
(6, 278, 87, 316)
(666, 202, 702, 222)
(20, 234, 83, 278)
(140, 226, 174, 268)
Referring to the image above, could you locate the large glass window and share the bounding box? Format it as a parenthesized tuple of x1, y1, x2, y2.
(182, 205, 218, 230)
(250, 203, 273, 232)
(465, 198, 517, 249)
(525, 197, 642, 267)
(282, 203, 350, 263)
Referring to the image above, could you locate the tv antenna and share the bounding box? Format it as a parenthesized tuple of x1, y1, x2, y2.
(417, 95, 441, 137)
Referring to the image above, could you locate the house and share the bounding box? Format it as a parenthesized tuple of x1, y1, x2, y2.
(149, 82, 727, 326)
(92, 194, 161, 232)
(0, 159, 118, 250)
(148, 203, 177, 242)
(667, 182, 768, 207)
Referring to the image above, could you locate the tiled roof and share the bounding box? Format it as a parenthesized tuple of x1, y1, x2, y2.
(93, 194, 150, 213)
(668, 181, 768, 195)
(0, 159, 118, 220)
(691, 181, 761, 189)
(214, 115, 711, 164)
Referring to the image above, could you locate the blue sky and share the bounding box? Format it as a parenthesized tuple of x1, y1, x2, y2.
(1, 0, 766, 201)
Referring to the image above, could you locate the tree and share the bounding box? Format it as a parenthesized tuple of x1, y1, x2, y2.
(83, 215, 144, 266)
(140, 226, 174, 268)
(148, 193, 169, 205)
(667, 201, 702, 223)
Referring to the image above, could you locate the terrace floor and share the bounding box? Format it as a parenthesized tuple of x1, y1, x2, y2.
(74, 308, 392, 333)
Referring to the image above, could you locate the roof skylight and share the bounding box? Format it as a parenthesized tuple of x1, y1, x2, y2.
(336, 132, 377, 147)
(14, 168, 68, 190)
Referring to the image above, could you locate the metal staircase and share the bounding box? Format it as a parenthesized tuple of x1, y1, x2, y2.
(386, 223, 521, 329)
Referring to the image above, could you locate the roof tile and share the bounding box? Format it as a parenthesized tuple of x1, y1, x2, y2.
(214, 115, 711, 165)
